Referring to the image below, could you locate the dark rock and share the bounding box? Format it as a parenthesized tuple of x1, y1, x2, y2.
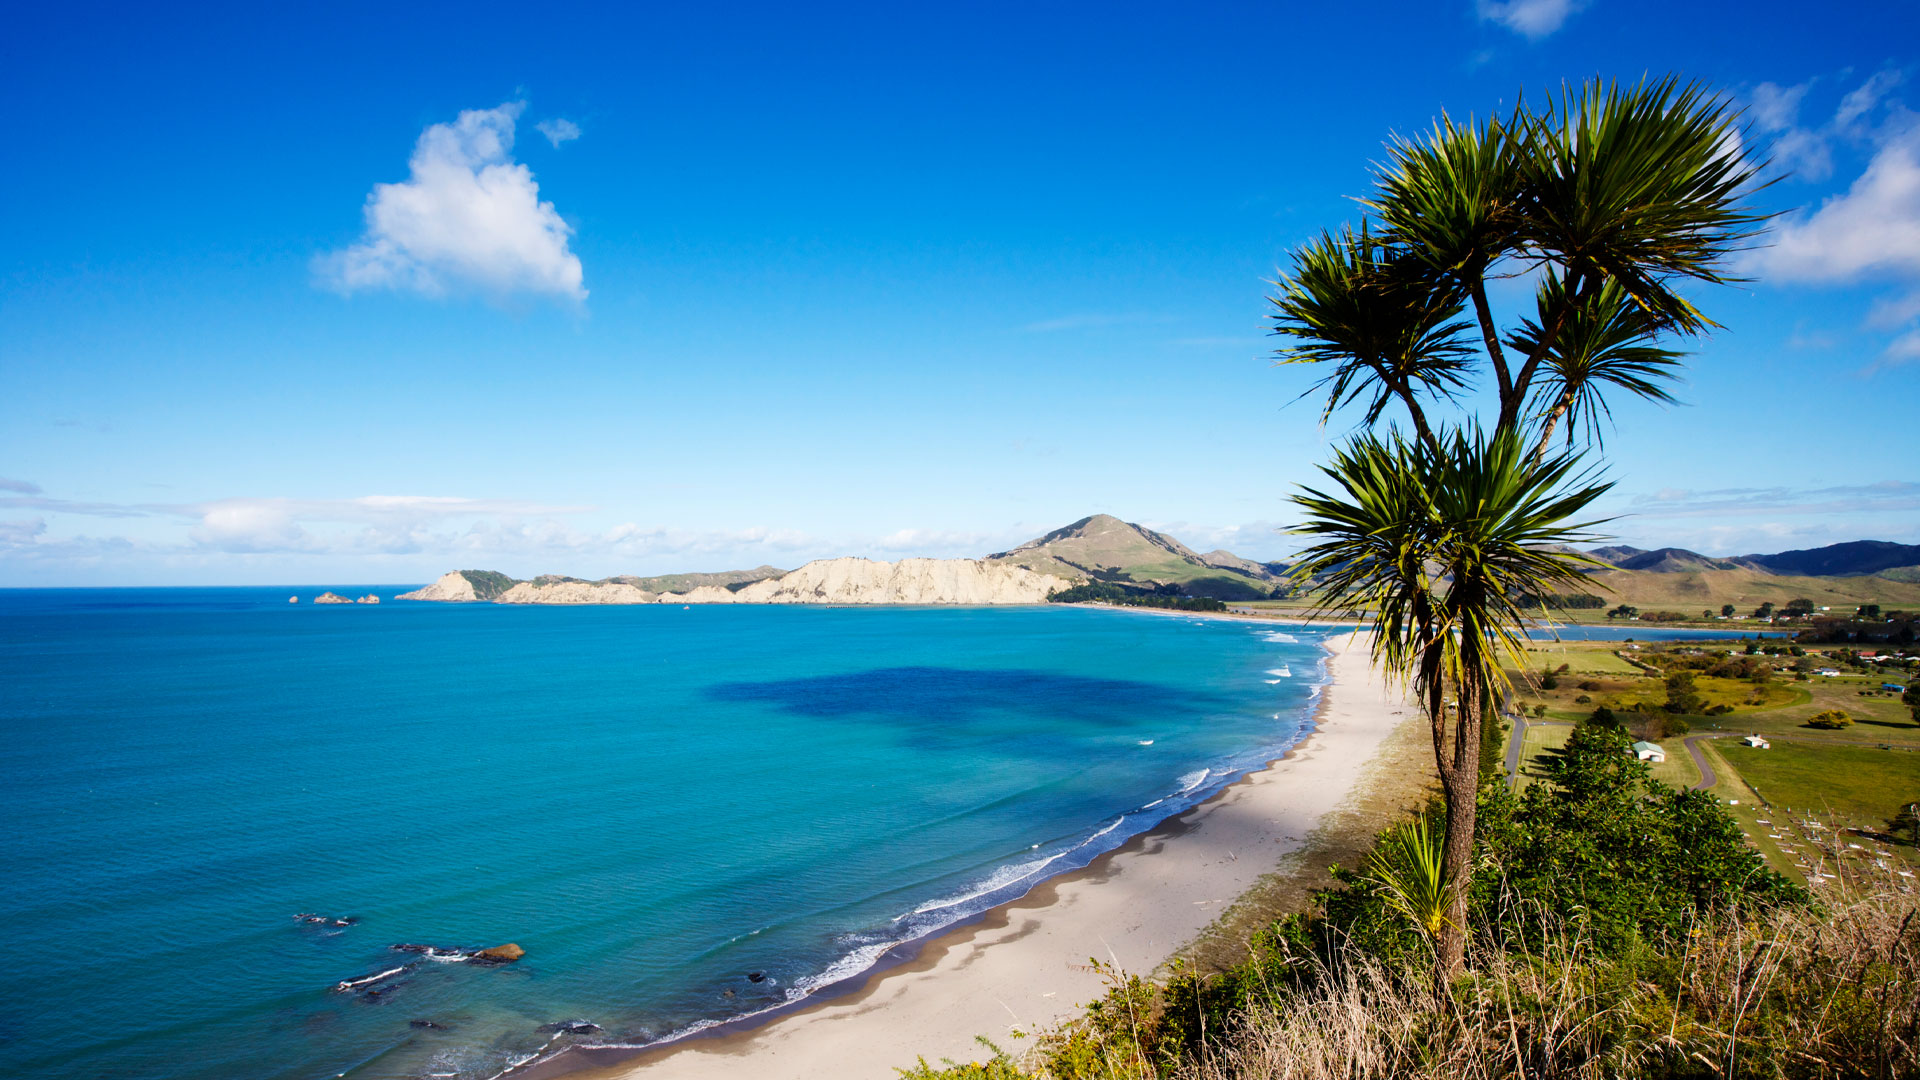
(539, 1020, 601, 1035)
(746, 971, 767, 983)
(409, 1020, 448, 1030)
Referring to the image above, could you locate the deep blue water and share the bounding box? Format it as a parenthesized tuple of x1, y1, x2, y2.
(0, 590, 1342, 1080)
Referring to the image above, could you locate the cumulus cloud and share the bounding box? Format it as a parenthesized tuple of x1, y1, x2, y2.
(1745, 71, 1920, 369)
(1755, 124, 1920, 283)
(535, 118, 581, 147)
(1476, 0, 1585, 39)
(317, 102, 585, 300)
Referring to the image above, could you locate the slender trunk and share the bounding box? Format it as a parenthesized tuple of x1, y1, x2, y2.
(1530, 387, 1577, 463)
(1501, 270, 1589, 435)
(1470, 278, 1513, 406)
(1391, 376, 1441, 454)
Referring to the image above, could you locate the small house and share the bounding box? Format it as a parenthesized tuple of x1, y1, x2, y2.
(1631, 740, 1667, 763)
(1742, 734, 1770, 749)
(1816, 669, 1841, 677)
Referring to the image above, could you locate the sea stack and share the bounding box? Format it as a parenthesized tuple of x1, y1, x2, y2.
(356, 594, 380, 604)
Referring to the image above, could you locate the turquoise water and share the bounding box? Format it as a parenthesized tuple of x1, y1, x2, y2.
(0, 591, 1341, 1080)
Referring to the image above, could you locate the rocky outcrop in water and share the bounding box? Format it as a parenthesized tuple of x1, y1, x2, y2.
(313, 592, 353, 604)
(472, 943, 525, 963)
(356, 594, 380, 604)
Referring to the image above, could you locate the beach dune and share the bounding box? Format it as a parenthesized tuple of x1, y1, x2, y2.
(576, 629, 1409, 1079)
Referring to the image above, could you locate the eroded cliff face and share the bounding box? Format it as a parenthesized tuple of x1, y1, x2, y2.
(397, 572, 480, 602)
(723, 557, 1070, 604)
(401, 558, 1076, 605)
(495, 581, 658, 605)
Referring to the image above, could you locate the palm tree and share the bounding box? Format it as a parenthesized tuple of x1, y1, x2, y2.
(1290, 427, 1612, 974)
(1271, 77, 1762, 977)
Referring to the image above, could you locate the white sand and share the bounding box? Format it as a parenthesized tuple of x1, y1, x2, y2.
(585, 630, 1409, 1079)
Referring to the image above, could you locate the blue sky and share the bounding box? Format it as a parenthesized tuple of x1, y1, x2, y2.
(3, 0, 1917, 585)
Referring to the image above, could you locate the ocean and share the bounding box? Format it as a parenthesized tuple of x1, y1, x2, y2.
(0, 591, 1343, 1080)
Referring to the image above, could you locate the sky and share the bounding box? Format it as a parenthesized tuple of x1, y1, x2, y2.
(3, 0, 1918, 586)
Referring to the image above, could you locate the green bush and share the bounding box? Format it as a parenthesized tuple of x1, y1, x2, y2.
(1806, 709, 1853, 730)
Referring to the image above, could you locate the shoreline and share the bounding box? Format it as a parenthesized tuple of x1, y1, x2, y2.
(524, 628, 1409, 1080)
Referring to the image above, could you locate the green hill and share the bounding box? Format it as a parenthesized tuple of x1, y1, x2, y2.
(988, 514, 1283, 600)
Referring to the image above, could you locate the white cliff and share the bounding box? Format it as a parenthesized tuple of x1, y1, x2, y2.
(398, 572, 480, 602)
(495, 580, 658, 605)
(676, 557, 1072, 605)
(400, 557, 1079, 606)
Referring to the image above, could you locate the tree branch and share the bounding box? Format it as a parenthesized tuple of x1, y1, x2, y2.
(1470, 279, 1513, 406)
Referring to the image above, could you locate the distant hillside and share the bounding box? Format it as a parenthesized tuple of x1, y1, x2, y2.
(1587, 545, 1646, 565)
(606, 566, 786, 593)
(987, 514, 1283, 600)
(1739, 540, 1920, 578)
(1583, 539, 1920, 579)
(1606, 548, 1751, 573)
(1582, 567, 1920, 612)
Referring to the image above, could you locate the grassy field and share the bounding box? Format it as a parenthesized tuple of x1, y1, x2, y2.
(1717, 740, 1920, 828)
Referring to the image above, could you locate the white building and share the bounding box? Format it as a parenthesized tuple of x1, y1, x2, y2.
(1632, 740, 1667, 763)
(1742, 734, 1770, 749)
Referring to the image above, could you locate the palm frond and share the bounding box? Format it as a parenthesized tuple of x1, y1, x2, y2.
(1508, 276, 1688, 449)
(1268, 226, 1475, 440)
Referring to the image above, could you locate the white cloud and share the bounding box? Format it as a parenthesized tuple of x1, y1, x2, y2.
(317, 102, 585, 300)
(1750, 81, 1809, 132)
(1476, 0, 1585, 39)
(1837, 70, 1903, 132)
(535, 118, 581, 147)
(1753, 123, 1920, 282)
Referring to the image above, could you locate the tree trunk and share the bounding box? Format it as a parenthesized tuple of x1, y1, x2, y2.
(1433, 679, 1481, 978)
(1531, 389, 1576, 463)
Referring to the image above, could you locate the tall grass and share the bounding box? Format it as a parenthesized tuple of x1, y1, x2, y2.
(910, 854, 1919, 1080)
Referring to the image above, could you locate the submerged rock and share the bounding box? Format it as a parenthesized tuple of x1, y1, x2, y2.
(471, 943, 525, 964)
(746, 971, 767, 983)
(539, 1020, 601, 1034)
(409, 1019, 449, 1030)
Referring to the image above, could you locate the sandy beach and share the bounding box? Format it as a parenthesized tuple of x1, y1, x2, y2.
(559, 629, 1412, 1079)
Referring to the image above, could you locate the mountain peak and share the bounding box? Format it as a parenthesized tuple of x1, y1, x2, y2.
(987, 514, 1279, 600)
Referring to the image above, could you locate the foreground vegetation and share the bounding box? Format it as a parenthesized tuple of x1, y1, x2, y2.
(904, 730, 1919, 1079)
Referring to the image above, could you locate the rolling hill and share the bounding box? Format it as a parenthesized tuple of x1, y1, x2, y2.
(987, 514, 1286, 600)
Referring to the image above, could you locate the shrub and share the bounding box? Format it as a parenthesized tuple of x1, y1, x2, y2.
(1806, 709, 1853, 730)
(1578, 679, 1602, 691)
(1705, 703, 1734, 715)
(1574, 694, 1593, 704)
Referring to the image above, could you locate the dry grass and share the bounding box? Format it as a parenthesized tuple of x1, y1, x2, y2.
(1161, 864, 1920, 1080)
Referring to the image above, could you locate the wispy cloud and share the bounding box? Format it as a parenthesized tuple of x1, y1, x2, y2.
(1476, 0, 1586, 39)
(0, 478, 44, 495)
(1617, 481, 1920, 519)
(316, 102, 585, 301)
(535, 117, 581, 148)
